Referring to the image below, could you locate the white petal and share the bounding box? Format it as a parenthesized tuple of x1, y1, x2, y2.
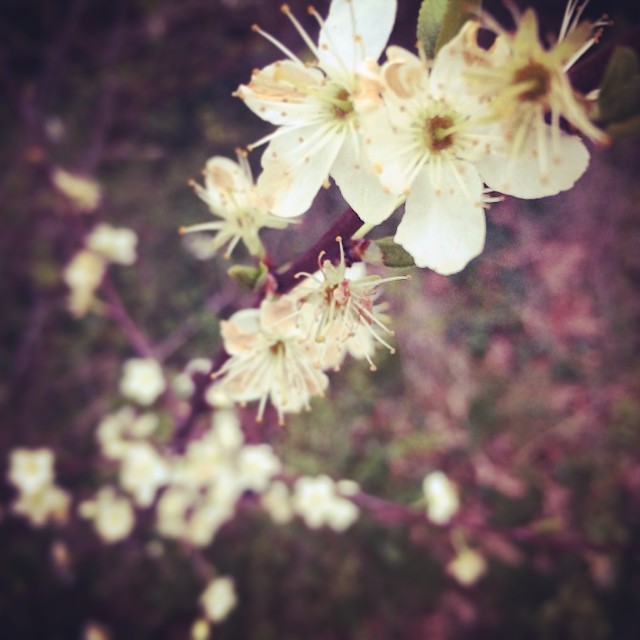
(257, 124, 345, 217)
(429, 21, 485, 107)
(237, 61, 328, 127)
(478, 129, 589, 199)
(202, 157, 251, 212)
(330, 125, 400, 224)
(318, 0, 397, 81)
(395, 162, 486, 275)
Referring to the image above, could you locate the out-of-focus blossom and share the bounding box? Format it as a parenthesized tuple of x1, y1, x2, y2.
(12, 484, 71, 527)
(181, 154, 288, 258)
(292, 475, 359, 531)
(64, 249, 107, 317)
(447, 547, 487, 586)
(261, 481, 294, 524)
(119, 442, 169, 507)
(236, 0, 400, 220)
(236, 444, 282, 492)
(200, 576, 237, 622)
(119, 358, 166, 406)
(80, 487, 135, 543)
(86, 223, 138, 266)
(191, 618, 210, 640)
(8, 448, 55, 494)
(82, 621, 111, 640)
(52, 167, 102, 212)
(173, 358, 213, 398)
(422, 471, 460, 525)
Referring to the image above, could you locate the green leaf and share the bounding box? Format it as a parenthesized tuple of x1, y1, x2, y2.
(417, 0, 482, 59)
(227, 262, 268, 290)
(598, 46, 640, 127)
(417, 0, 448, 60)
(374, 237, 415, 268)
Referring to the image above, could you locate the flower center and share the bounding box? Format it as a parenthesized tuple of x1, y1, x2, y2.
(331, 88, 354, 120)
(424, 115, 455, 152)
(513, 61, 551, 102)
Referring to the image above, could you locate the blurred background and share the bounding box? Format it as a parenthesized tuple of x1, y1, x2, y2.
(1, 0, 640, 638)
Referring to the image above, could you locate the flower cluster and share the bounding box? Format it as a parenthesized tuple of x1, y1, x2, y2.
(187, 0, 608, 421)
(209, 244, 400, 422)
(7, 448, 71, 527)
(64, 223, 138, 317)
(224, 0, 606, 274)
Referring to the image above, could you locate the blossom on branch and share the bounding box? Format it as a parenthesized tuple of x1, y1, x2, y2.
(181, 153, 289, 259)
(212, 297, 328, 423)
(236, 0, 401, 220)
(455, 0, 608, 197)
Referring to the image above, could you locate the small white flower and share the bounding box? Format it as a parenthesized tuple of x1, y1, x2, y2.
(213, 297, 328, 423)
(11, 484, 71, 527)
(422, 471, 460, 525)
(119, 442, 169, 507)
(52, 167, 102, 212)
(80, 487, 135, 543)
(180, 153, 288, 258)
(357, 40, 508, 275)
(64, 249, 107, 317)
(261, 481, 294, 524)
(86, 223, 138, 266)
(453, 2, 608, 197)
(119, 358, 166, 406)
(447, 547, 487, 586)
(292, 475, 359, 531)
(200, 576, 237, 623)
(8, 448, 55, 495)
(293, 240, 404, 370)
(236, 444, 282, 492)
(156, 486, 195, 539)
(236, 0, 400, 220)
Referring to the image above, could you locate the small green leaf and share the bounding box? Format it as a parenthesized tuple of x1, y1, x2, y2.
(418, 0, 482, 59)
(374, 237, 415, 268)
(598, 46, 640, 127)
(417, 0, 448, 59)
(227, 262, 268, 290)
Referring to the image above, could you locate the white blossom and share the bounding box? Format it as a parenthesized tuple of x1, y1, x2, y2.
(119, 358, 166, 406)
(80, 487, 135, 543)
(86, 223, 138, 266)
(213, 297, 328, 423)
(447, 547, 487, 586)
(422, 471, 460, 525)
(236, 0, 400, 220)
(180, 153, 288, 258)
(292, 475, 359, 531)
(8, 448, 55, 495)
(64, 249, 107, 317)
(200, 576, 237, 623)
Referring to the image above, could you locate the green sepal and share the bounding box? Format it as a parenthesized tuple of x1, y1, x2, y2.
(374, 237, 416, 268)
(597, 46, 640, 130)
(417, 0, 481, 60)
(227, 261, 269, 290)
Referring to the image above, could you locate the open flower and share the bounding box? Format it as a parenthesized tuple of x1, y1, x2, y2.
(181, 153, 288, 258)
(357, 41, 505, 274)
(292, 239, 404, 370)
(213, 297, 328, 423)
(236, 0, 400, 220)
(455, 1, 608, 197)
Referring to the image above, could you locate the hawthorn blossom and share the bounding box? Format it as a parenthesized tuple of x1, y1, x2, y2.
(455, 0, 608, 197)
(447, 547, 487, 586)
(236, 0, 400, 220)
(213, 297, 328, 423)
(64, 249, 107, 317)
(80, 487, 135, 543)
(180, 153, 288, 258)
(8, 448, 55, 495)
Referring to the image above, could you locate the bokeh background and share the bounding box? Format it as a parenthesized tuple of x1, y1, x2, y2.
(2, 0, 640, 638)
